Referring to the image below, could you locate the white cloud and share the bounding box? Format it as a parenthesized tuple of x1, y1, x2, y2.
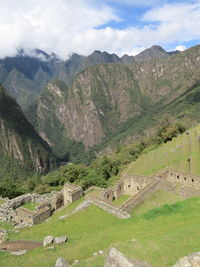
(102, 0, 163, 7)
(175, 45, 186, 51)
(0, 0, 199, 59)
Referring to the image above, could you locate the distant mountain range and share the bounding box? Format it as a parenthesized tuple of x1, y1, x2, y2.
(24, 45, 200, 162)
(2, 43, 200, 168)
(0, 45, 179, 108)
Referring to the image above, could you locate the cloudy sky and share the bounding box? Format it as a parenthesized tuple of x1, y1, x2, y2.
(0, 0, 200, 59)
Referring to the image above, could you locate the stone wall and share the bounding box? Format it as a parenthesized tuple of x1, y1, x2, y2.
(86, 195, 130, 219)
(14, 207, 34, 224)
(71, 189, 83, 202)
(63, 183, 83, 204)
(120, 180, 159, 212)
(32, 206, 51, 224)
(165, 168, 200, 189)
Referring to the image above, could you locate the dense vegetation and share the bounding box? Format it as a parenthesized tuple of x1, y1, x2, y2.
(0, 120, 186, 198)
(10, 121, 184, 197)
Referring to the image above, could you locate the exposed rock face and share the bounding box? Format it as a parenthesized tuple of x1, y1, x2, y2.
(104, 248, 152, 267)
(0, 85, 56, 176)
(0, 46, 174, 108)
(26, 45, 200, 155)
(26, 65, 146, 149)
(173, 252, 200, 266)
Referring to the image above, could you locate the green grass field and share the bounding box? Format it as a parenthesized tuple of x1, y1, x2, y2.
(131, 190, 183, 216)
(1, 195, 200, 267)
(125, 124, 200, 176)
(21, 202, 38, 211)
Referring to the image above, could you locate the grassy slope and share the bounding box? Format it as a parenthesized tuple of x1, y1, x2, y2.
(1, 196, 200, 266)
(131, 190, 183, 216)
(125, 124, 200, 176)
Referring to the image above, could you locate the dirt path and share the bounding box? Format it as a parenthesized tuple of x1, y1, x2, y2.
(0, 240, 42, 251)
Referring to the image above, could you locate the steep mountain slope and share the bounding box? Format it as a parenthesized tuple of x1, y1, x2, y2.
(0, 85, 56, 180)
(26, 64, 149, 159)
(124, 124, 200, 176)
(26, 45, 200, 161)
(0, 46, 177, 108)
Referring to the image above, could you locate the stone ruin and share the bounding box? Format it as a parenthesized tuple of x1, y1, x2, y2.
(0, 183, 83, 226)
(86, 167, 200, 218)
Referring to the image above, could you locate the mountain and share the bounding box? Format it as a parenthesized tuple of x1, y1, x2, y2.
(0, 85, 56, 181)
(25, 44, 200, 161)
(0, 46, 177, 108)
(124, 123, 200, 176)
(134, 45, 174, 61)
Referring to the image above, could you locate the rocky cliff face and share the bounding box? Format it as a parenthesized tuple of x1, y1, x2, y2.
(0, 85, 56, 174)
(0, 46, 177, 109)
(26, 64, 149, 150)
(26, 45, 200, 159)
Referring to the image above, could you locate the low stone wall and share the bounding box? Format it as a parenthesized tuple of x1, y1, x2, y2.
(120, 180, 159, 212)
(178, 185, 200, 198)
(86, 195, 130, 219)
(71, 189, 83, 202)
(32, 206, 51, 224)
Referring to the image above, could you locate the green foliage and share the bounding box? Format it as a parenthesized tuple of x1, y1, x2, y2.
(157, 120, 186, 143)
(143, 202, 184, 220)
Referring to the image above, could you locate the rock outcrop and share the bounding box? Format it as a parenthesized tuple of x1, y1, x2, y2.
(54, 257, 70, 267)
(173, 252, 200, 266)
(104, 248, 152, 267)
(43, 236, 54, 247)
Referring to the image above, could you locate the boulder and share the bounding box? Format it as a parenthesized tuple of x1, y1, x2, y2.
(54, 236, 67, 245)
(173, 252, 200, 266)
(43, 235, 54, 246)
(104, 248, 152, 267)
(54, 257, 70, 267)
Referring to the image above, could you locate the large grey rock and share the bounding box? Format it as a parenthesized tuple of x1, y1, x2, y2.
(54, 236, 67, 245)
(173, 252, 200, 266)
(54, 257, 70, 267)
(43, 235, 54, 246)
(104, 248, 152, 267)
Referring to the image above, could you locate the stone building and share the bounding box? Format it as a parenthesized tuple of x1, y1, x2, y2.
(63, 183, 83, 204)
(14, 202, 51, 225)
(100, 167, 200, 205)
(13, 183, 83, 225)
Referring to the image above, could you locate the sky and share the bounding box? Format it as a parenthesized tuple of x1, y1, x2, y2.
(0, 0, 200, 59)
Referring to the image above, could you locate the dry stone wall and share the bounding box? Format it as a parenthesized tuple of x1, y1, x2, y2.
(86, 195, 130, 219)
(120, 180, 159, 212)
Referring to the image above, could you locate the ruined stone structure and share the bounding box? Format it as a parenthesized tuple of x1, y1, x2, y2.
(0, 183, 83, 226)
(86, 167, 200, 218)
(63, 183, 83, 204)
(14, 202, 52, 225)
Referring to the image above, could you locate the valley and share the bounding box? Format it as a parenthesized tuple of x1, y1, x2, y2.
(1, 44, 200, 267)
